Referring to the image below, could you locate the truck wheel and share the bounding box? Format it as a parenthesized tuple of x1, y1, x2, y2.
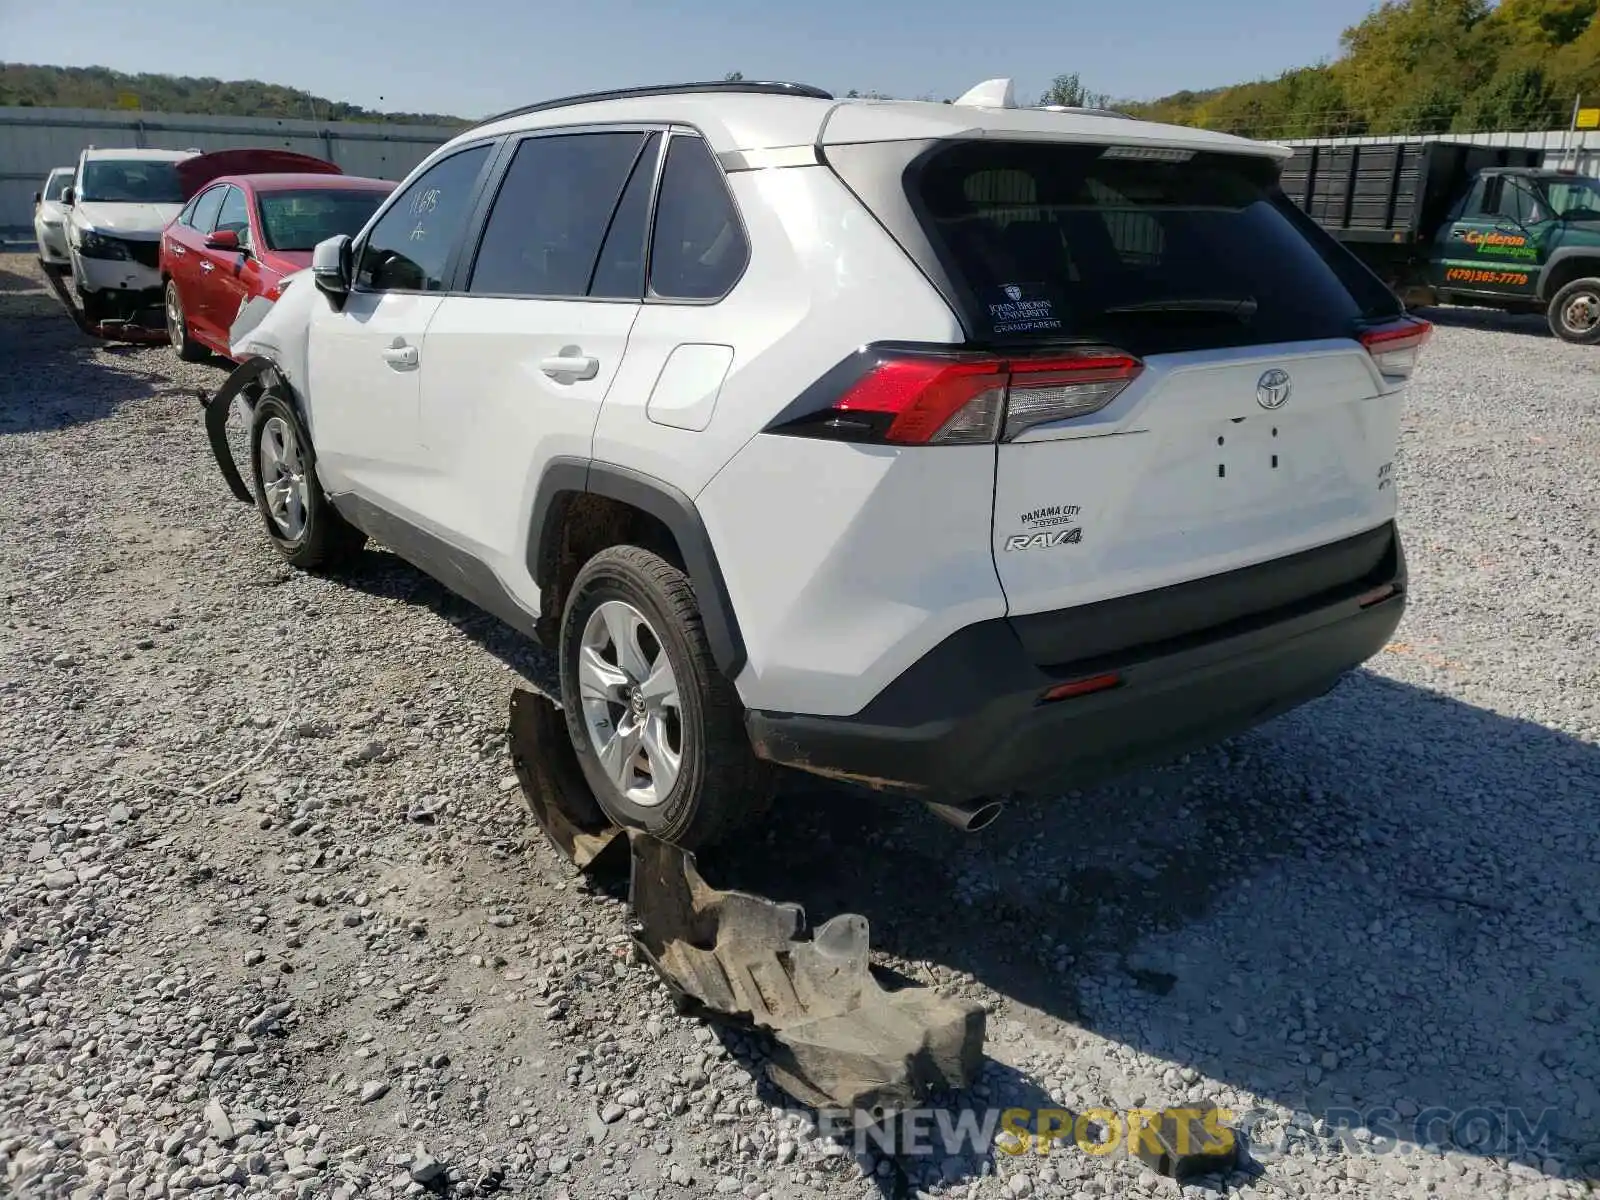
(165, 281, 208, 362)
(1547, 279, 1600, 345)
(247, 391, 366, 571)
(558, 545, 772, 849)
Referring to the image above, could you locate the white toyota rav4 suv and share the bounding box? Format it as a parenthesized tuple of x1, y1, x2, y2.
(208, 79, 1425, 848)
(64, 146, 195, 325)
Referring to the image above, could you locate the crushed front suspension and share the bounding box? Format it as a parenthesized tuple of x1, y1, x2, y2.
(38, 262, 168, 345)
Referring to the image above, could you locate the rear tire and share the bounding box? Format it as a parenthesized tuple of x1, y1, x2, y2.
(1547, 278, 1600, 345)
(165, 281, 208, 362)
(247, 391, 366, 571)
(558, 545, 772, 849)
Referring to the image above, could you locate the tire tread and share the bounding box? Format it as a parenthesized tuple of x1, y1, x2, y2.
(560, 545, 771, 848)
(248, 392, 366, 572)
(1547, 277, 1600, 346)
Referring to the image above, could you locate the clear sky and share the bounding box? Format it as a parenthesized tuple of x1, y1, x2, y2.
(3, 0, 1382, 119)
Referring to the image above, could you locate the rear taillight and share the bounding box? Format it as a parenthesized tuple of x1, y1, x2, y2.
(1002, 353, 1143, 441)
(827, 356, 1009, 445)
(1359, 317, 1432, 381)
(773, 346, 1143, 446)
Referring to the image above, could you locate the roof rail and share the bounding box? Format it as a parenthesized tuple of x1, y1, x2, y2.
(1038, 105, 1136, 120)
(467, 80, 834, 132)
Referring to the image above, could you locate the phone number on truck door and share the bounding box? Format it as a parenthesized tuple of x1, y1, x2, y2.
(1445, 267, 1530, 286)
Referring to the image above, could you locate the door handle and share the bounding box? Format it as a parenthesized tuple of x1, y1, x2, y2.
(539, 354, 599, 381)
(170, 244, 186, 256)
(382, 342, 419, 369)
(199, 260, 214, 272)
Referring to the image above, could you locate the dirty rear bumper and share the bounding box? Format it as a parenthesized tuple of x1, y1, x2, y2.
(747, 524, 1406, 800)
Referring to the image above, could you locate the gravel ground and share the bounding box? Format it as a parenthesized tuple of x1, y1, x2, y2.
(1, 251, 1597, 1200)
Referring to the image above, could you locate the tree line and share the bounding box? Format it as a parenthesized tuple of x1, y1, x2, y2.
(1123, 0, 1599, 138)
(0, 63, 465, 126)
(825, 0, 1600, 139)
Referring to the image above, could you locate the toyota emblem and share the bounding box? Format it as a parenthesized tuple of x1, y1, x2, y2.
(1256, 368, 1292, 410)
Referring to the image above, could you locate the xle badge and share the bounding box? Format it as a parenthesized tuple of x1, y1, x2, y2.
(1005, 528, 1083, 551)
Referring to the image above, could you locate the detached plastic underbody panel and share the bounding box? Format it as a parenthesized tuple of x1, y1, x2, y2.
(505, 688, 986, 1115)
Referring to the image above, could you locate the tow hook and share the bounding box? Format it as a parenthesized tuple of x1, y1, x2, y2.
(507, 687, 987, 1114)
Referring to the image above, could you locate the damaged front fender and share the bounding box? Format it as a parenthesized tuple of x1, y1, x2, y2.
(197, 272, 321, 506)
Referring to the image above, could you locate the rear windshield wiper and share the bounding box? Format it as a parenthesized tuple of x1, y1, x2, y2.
(1103, 296, 1259, 319)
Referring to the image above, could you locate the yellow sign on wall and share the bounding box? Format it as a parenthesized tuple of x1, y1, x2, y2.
(116, 93, 141, 110)
(1577, 107, 1600, 130)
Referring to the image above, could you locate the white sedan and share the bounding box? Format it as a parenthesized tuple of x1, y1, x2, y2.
(33, 166, 75, 267)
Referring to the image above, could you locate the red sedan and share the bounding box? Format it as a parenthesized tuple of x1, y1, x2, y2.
(160, 150, 394, 360)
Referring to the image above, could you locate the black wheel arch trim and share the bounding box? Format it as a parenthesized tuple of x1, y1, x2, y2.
(1538, 248, 1600, 300)
(528, 457, 747, 679)
(199, 355, 282, 504)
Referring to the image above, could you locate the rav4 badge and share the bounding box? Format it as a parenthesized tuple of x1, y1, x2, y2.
(1004, 528, 1083, 551)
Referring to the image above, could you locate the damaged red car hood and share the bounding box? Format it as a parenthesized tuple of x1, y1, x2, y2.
(176, 150, 342, 199)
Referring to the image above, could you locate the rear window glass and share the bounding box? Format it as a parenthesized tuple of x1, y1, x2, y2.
(911, 141, 1398, 354)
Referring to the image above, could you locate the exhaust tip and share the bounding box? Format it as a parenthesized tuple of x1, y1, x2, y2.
(922, 798, 1006, 833)
(963, 801, 1005, 832)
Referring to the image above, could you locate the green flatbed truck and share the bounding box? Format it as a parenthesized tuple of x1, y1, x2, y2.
(1281, 139, 1600, 344)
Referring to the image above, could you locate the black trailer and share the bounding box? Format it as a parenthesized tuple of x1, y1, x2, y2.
(1280, 139, 1600, 342)
(1280, 139, 1544, 244)
(1280, 140, 1546, 301)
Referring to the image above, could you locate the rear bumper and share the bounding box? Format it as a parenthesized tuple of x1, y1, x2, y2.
(746, 523, 1406, 800)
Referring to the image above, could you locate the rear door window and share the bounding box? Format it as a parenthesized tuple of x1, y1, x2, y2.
(468, 131, 647, 298)
(589, 133, 662, 299)
(907, 141, 1399, 354)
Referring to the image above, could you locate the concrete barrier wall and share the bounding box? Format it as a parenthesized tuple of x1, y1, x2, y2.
(0, 105, 459, 233)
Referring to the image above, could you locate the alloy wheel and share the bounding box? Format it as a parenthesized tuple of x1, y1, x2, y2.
(258, 416, 309, 540)
(577, 600, 683, 807)
(165, 285, 186, 353)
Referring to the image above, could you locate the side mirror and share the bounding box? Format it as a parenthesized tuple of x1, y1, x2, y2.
(312, 234, 353, 302)
(33, 192, 41, 205)
(61, 187, 75, 206)
(206, 228, 241, 252)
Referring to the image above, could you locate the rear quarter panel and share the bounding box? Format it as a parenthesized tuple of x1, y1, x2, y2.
(650, 165, 1004, 717)
(592, 164, 964, 498)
